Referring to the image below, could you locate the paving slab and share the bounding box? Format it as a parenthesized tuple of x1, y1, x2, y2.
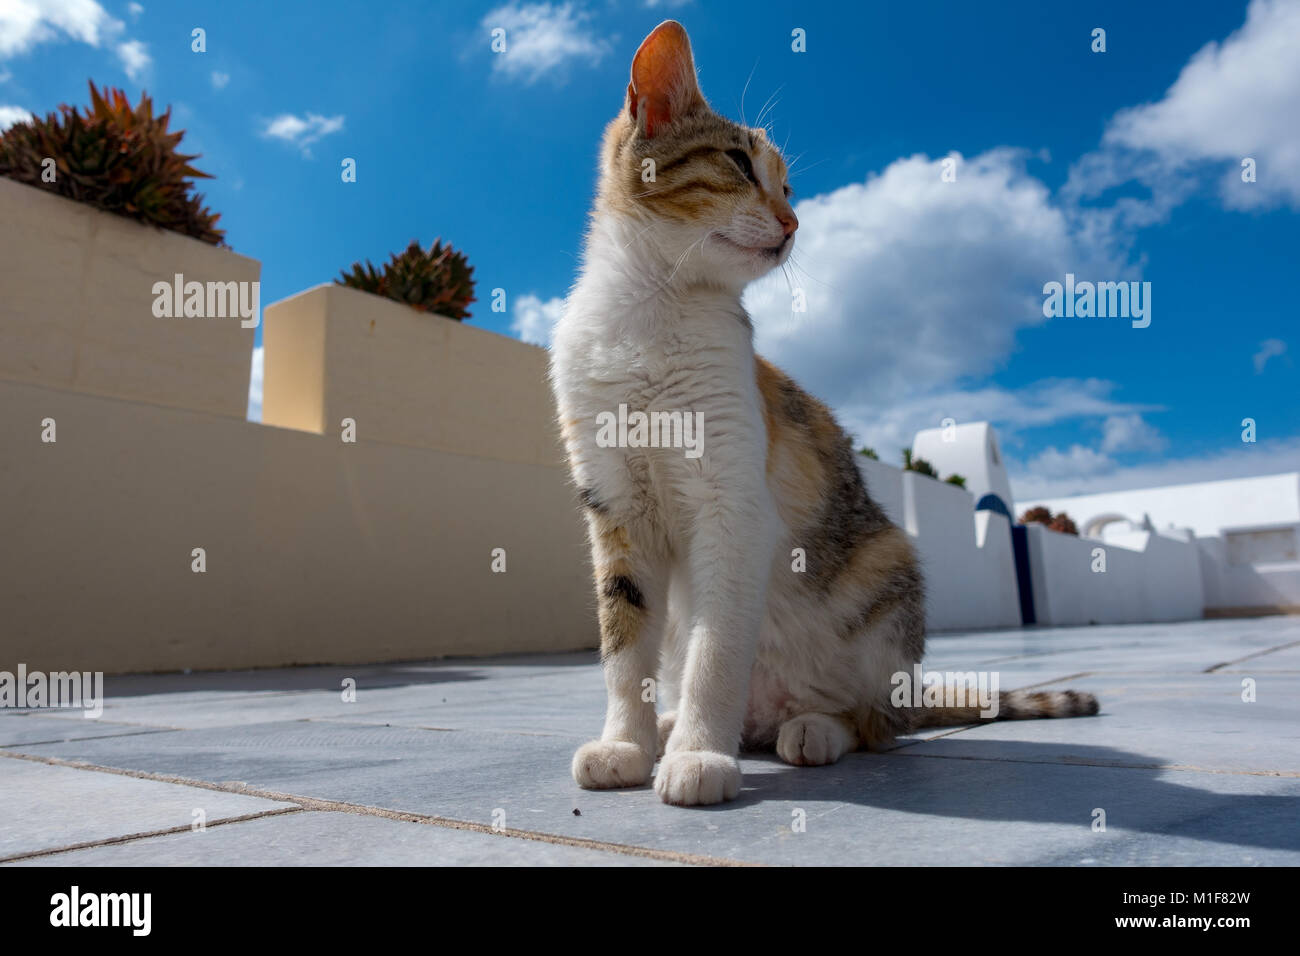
(900, 673, 1300, 774)
(5, 618, 1298, 866)
(0, 714, 174, 746)
(5, 809, 676, 867)
(11, 718, 1298, 866)
(14, 655, 605, 730)
(0, 759, 296, 860)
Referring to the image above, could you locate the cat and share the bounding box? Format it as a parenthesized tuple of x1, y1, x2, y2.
(549, 20, 1098, 806)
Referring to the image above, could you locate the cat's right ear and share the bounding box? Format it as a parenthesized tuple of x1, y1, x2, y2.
(627, 20, 703, 138)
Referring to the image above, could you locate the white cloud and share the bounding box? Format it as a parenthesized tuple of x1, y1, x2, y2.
(0, 104, 33, 130)
(116, 37, 148, 79)
(742, 148, 1126, 461)
(261, 112, 345, 157)
(481, 2, 611, 84)
(1024, 444, 1115, 481)
(0, 0, 149, 82)
(247, 346, 263, 422)
(1253, 337, 1287, 373)
(1011, 435, 1300, 501)
(1100, 413, 1167, 454)
(836, 378, 1158, 467)
(512, 293, 564, 347)
(1067, 0, 1300, 217)
(0, 0, 120, 56)
(127, 2, 143, 17)
(210, 70, 230, 90)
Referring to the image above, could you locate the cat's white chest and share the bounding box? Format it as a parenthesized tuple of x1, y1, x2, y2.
(551, 283, 767, 535)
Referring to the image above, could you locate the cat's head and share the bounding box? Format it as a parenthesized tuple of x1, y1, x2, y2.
(596, 20, 798, 288)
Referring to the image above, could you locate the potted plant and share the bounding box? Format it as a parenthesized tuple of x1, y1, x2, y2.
(262, 240, 560, 467)
(0, 83, 259, 419)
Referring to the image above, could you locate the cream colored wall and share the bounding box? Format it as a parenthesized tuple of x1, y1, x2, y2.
(0, 178, 259, 420)
(0, 186, 599, 673)
(263, 284, 565, 467)
(0, 379, 596, 674)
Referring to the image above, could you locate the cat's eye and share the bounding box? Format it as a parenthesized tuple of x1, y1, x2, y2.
(725, 148, 758, 185)
(783, 185, 793, 198)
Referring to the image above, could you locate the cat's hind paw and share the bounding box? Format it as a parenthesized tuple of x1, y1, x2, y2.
(572, 740, 653, 789)
(654, 750, 741, 806)
(656, 711, 676, 758)
(776, 713, 855, 767)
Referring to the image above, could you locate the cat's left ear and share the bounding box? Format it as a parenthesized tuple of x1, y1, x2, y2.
(627, 20, 704, 138)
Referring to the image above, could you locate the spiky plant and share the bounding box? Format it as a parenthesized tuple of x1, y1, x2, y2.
(858, 446, 879, 460)
(902, 449, 939, 478)
(336, 239, 476, 320)
(944, 474, 967, 488)
(0, 81, 224, 244)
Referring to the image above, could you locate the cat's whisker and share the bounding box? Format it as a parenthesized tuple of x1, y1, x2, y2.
(788, 156, 832, 179)
(786, 251, 834, 291)
(615, 219, 661, 253)
(664, 230, 710, 286)
(737, 59, 759, 127)
(754, 84, 785, 131)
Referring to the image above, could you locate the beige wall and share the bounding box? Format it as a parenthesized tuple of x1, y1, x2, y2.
(263, 284, 565, 467)
(0, 379, 596, 674)
(0, 185, 600, 673)
(0, 177, 259, 420)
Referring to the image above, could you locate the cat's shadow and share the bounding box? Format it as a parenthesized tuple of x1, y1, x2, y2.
(685, 733, 1300, 854)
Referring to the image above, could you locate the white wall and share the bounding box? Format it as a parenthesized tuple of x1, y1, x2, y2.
(1024, 523, 1204, 626)
(912, 421, 1014, 513)
(1018, 472, 1300, 538)
(858, 456, 1021, 631)
(1197, 531, 1300, 613)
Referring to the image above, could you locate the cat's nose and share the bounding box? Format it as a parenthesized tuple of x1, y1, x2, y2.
(778, 210, 799, 238)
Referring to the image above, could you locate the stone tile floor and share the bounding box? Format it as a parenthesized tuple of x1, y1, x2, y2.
(2, 616, 1297, 866)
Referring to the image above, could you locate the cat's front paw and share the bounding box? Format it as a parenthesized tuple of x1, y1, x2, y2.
(572, 739, 653, 789)
(654, 750, 741, 806)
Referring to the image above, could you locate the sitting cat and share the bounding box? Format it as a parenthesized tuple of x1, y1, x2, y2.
(550, 20, 1097, 806)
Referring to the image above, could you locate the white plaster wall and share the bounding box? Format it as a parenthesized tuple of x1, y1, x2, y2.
(1018, 473, 1300, 539)
(912, 421, 1014, 512)
(1196, 536, 1300, 612)
(856, 457, 1021, 631)
(1024, 523, 1204, 626)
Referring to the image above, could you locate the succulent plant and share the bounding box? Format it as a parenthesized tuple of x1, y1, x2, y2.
(1047, 512, 1079, 536)
(944, 473, 967, 488)
(336, 239, 476, 320)
(1018, 506, 1053, 526)
(902, 449, 939, 478)
(0, 81, 224, 244)
(858, 446, 879, 460)
(1018, 506, 1078, 535)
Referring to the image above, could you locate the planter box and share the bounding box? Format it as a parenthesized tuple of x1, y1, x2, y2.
(0, 177, 259, 419)
(262, 283, 563, 467)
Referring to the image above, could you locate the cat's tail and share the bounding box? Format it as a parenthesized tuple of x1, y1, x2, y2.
(908, 688, 1099, 729)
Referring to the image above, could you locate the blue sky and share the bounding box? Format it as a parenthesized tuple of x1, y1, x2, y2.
(1, 0, 1295, 499)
